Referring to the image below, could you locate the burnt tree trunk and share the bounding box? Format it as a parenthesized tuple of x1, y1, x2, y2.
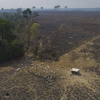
(25, 22, 30, 73)
(1, 28, 4, 51)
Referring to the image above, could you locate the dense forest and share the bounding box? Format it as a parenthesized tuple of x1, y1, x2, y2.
(0, 8, 40, 64)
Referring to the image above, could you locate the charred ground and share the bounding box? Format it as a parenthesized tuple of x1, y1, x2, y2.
(34, 11, 100, 59)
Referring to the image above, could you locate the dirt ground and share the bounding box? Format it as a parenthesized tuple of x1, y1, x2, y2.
(0, 11, 100, 100)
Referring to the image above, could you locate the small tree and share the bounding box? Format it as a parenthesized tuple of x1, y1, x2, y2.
(1, 8, 4, 17)
(41, 7, 43, 10)
(54, 6, 57, 11)
(65, 6, 67, 11)
(57, 5, 60, 12)
(32, 6, 36, 12)
(1, 8, 4, 11)
(31, 23, 40, 39)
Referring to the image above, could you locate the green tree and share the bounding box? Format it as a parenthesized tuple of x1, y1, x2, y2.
(0, 18, 15, 50)
(22, 8, 32, 19)
(31, 23, 40, 39)
(22, 8, 40, 73)
(0, 18, 24, 63)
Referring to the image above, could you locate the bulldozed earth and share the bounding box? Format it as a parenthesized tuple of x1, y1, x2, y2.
(0, 11, 100, 100)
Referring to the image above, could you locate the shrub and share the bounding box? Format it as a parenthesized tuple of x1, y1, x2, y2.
(37, 54, 43, 59)
(51, 51, 57, 58)
(33, 47, 38, 56)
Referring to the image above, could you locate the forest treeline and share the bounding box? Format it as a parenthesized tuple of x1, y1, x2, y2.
(0, 8, 39, 63)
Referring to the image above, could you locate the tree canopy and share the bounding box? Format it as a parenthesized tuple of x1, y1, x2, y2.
(31, 23, 40, 39)
(0, 18, 15, 44)
(22, 8, 32, 19)
(0, 18, 24, 63)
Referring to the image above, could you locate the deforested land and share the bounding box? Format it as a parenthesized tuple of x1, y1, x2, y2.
(0, 10, 100, 100)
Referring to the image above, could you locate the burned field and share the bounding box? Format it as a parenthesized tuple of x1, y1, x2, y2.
(35, 11, 100, 59)
(0, 11, 100, 100)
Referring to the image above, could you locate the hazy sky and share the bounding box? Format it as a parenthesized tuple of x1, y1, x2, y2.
(0, 0, 100, 9)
